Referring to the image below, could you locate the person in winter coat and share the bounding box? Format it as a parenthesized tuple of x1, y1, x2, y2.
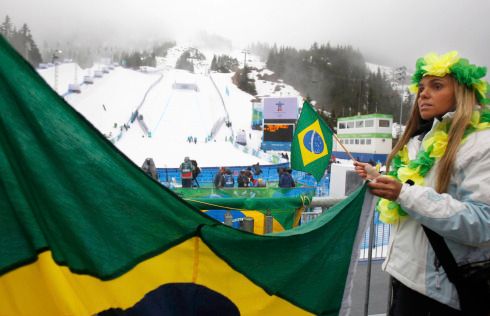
(252, 162, 262, 176)
(141, 157, 158, 180)
(245, 168, 255, 186)
(237, 170, 249, 187)
(223, 169, 235, 188)
(213, 167, 225, 189)
(179, 156, 194, 188)
(191, 159, 200, 187)
(278, 168, 295, 188)
(354, 51, 490, 315)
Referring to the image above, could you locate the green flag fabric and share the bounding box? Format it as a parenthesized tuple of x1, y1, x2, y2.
(0, 34, 374, 316)
(174, 187, 315, 230)
(291, 101, 334, 182)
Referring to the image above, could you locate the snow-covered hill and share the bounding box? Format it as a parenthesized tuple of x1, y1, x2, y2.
(37, 47, 410, 169)
(37, 47, 299, 168)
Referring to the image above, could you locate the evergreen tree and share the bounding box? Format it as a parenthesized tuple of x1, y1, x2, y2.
(113, 41, 175, 69)
(192, 49, 206, 61)
(19, 23, 42, 65)
(131, 51, 142, 68)
(210, 55, 217, 71)
(234, 66, 257, 95)
(1, 17, 43, 66)
(27, 37, 43, 66)
(0, 15, 13, 39)
(211, 54, 238, 73)
(175, 50, 194, 72)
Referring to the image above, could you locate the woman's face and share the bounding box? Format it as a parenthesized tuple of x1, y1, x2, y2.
(417, 75, 456, 120)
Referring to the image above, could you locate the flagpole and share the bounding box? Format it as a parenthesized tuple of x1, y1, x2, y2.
(332, 132, 356, 161)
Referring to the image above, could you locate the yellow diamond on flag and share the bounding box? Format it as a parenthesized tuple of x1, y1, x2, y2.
(297, 119, 329, 166)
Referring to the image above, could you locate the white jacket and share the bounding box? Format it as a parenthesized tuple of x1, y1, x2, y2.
(382, 112, 490, 310)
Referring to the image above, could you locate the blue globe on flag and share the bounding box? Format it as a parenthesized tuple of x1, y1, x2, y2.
(303, 130, 324, 154)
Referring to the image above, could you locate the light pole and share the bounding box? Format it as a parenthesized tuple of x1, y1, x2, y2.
(52, 49, 62, 93)
(394, 66, 407, 137)
(241, 49, 250, 69)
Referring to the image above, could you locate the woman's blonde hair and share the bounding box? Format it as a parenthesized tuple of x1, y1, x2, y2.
(386, 77, 477, 193)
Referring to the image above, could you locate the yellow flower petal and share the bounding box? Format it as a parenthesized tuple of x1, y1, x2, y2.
(473, 80, 488, 100)
(423, 131, 448, 158)
(399, 146, 410, 165)
(377, 199, 400, 224)
(424, 131, 448, 158)
(471, 111, 480, 127)
(434, 122, 448, 132)
(379, 212, 398, 225)
(477, 122, 490, 130)
(422, 51, 460, 77)
(409, 83, 419, 94)
(398, 166, 424, 185)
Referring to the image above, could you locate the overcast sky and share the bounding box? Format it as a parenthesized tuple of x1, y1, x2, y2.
(2, 0, 490, 69)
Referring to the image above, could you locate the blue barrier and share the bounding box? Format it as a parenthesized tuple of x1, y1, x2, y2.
(157, 162, 332, 196)
(157, 162, 290, 185)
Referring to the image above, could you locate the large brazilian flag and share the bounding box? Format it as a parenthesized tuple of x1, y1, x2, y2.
(0, 35, 375, 316)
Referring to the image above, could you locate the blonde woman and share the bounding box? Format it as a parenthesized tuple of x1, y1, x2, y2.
(354, 51, 490, 315)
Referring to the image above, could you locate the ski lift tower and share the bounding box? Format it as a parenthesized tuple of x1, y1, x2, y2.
(241, 49, 250, 68)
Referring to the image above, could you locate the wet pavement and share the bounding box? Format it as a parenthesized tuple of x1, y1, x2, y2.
(350, 260, 390, 316)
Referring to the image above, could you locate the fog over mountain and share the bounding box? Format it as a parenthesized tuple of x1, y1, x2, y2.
(2, 0, 490, 69)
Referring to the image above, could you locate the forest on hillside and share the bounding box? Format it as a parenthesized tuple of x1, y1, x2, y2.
(264, 43, 411, 123)
(0, 15, 43, 67)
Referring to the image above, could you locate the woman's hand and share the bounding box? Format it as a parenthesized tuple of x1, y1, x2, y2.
(353, 161, 380, 180)
(367, 176, 402, 201)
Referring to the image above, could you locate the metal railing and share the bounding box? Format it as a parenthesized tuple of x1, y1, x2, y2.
(305, 197, 390, 260)
(221, 195, 391, 315)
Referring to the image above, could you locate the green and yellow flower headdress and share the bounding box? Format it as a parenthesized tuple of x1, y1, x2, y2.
(408, 51, 490, 105)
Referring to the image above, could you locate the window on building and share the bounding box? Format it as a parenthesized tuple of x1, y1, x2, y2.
(366, 139, 372, 145)
(340, 139, 344, 144)
(356, 120, 364, 128)
(365, 119, 374, 127)
(339, 122, 346, 129)
(360, 139, 365, 145)
(347, 121, 354, 129)
(355, 139, 359, 145)
(379, 119, 390, 127)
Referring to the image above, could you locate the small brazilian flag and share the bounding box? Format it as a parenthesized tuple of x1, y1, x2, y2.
(291, 101, 333, 181)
